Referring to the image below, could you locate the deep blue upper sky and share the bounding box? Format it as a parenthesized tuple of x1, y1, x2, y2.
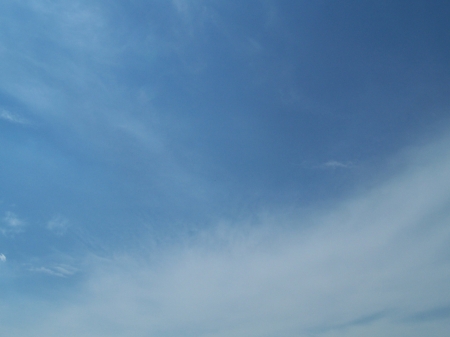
(1, 1, 450, 336)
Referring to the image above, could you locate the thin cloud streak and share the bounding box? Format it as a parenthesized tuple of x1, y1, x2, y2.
(47, 215, 70, 236)
(30, 264, 78, 278)
(1, 211, 25, 236)
(3, 132, 450, 337)
(322, 160, 354, 169)
(0, 109, 29, 125)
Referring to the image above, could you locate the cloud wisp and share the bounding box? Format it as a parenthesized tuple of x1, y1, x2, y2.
(1, 211, 25, 236)
(47, 215, 70, 236)
(29, 264, 78, 278)
(1, 132, 449, 337)
(0, 109, 29, 125)
(321, 160, 355, 169)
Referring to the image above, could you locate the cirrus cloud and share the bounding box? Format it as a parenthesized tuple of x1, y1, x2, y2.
(2, 132, 449, 337)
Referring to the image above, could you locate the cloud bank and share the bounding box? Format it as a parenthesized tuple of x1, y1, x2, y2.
(1, 132, 449, 337)
(0, 2, 450, 337)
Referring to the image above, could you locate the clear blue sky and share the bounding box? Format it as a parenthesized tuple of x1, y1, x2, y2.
(1, 1, 450, 336)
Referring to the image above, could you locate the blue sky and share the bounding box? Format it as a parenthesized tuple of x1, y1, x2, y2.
(1, 0, 450, 336)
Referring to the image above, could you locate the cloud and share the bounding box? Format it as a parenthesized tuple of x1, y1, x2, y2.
(30, 264, 78, 278)
(47, 215, 70, 236)
(3, 132, 449, 337)
(0, 109, 29, 125)
(0, 254, 6, 262)
(1, 211, 25, 236)
(298, 160, 356, 170)
(321, 160, 354, 169)
(0, 0, 119, 126)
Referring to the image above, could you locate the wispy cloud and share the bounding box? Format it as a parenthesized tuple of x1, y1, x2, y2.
(4, 133, 449, 337)
(47, 215, 70, 236)
(30, 264, 78, 278)
(297, 160, 356, 170)
(322, 160, 354, 169)
(1, 211, 25, 236)
(0, 109, 29, 125)
(0, 2, 449, 336)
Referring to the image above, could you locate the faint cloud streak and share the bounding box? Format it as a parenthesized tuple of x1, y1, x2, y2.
(1, 211, 25, 236)
(321, 160, 355, 169)
(0, 109, 29, 125)
(30, 264, 78, 278)
(47, 215, 70, 236)
(8, 133, 449, 337)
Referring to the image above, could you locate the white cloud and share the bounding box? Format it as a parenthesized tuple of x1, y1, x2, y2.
(322, 160, 354, 169)
(298, 160, 356, 170)
(47, 215, 70, 236)
(0, 254, 6, 262)
(0, 109, 28, 124)
(0, 133, 445, 337)
(1, 211, 25, 236)
(30, 264, 78, 278)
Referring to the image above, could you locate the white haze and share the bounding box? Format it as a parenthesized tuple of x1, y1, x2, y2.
(1, 132, 450, 337)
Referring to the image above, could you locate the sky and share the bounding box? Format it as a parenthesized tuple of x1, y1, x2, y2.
(0, 0, 450, 336)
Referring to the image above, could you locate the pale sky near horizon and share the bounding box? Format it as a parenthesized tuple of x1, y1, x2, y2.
(1, 1, 450, 336)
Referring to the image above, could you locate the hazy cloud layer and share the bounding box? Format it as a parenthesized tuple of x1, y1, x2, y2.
(0, 1, 450, 336)
(1, 132, 449, 337)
